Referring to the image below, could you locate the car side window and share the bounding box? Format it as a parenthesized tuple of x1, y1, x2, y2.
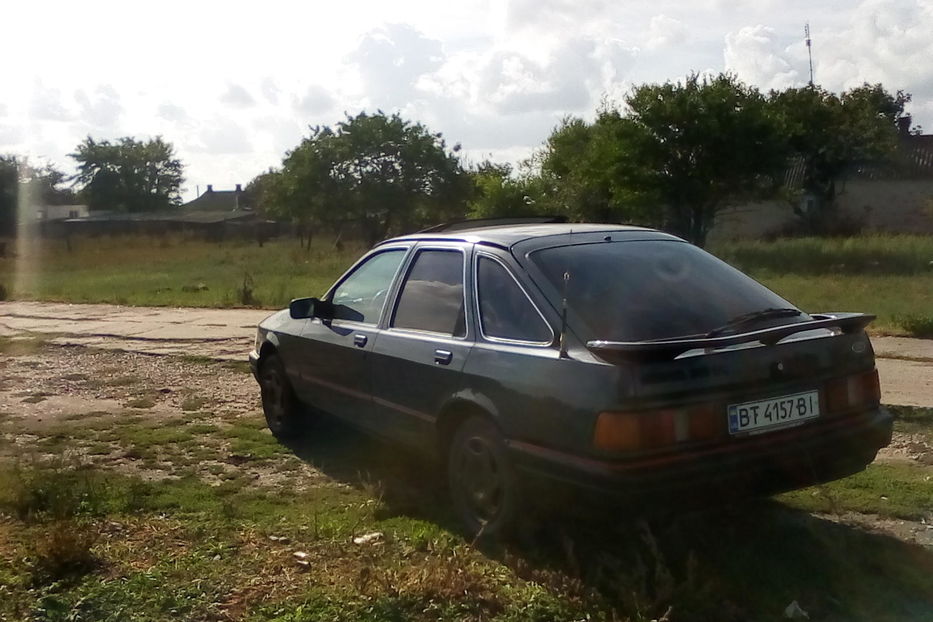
(330, 249, 406, 324)
(477, 256, 552, 343)
(392, 249, 466, 337)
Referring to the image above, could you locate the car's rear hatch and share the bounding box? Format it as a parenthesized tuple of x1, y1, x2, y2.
(524, 237, 883, 454)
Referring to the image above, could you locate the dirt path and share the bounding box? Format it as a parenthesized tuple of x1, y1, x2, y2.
(2, 301, 932, 407)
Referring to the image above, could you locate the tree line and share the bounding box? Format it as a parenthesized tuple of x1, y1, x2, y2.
(254, 75, 916, 247)
(0, 137, 183, 236)
(1, 74, 915, 245)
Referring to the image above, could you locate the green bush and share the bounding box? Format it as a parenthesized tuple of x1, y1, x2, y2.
(894, 313, 933, 338)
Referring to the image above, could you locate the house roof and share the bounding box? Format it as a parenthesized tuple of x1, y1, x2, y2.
(179, 186, 248, 212)
(785, 133, 933, 188)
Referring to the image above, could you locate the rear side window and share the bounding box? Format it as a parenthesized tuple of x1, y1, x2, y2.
(392, 249, 466, 337)
(477, 256, 552, 343)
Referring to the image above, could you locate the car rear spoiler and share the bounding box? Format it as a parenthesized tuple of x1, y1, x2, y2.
(586, 313, 875, 363)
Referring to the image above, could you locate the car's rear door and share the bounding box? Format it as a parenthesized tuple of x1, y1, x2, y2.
(368, 243, 473, 447)
(296, 246, 409, 427)
(458, 251, 567, 444)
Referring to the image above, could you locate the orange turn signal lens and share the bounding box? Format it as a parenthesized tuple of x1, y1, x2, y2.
(593, 406, 717, 452)
(593, 412, 641, 451)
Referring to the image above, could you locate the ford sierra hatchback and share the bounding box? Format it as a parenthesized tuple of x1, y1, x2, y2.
(249, 221, 892, 537)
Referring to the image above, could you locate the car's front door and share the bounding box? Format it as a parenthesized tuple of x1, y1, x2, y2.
(296, 246, 408, 426)
(368, 244, 473, 447)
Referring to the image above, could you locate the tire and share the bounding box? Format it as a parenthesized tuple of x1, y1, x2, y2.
(258, 353, 304, 440)
(447, 416, 521, 539)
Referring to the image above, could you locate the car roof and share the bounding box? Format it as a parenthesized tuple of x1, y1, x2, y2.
(377, 223, 679, 249)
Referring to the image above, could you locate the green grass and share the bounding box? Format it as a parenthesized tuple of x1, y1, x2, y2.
(710, 235, 933, 335)
(1, 399, 932, 622)
(711, 234, 933, 276)
(780, 461, 933, 519)
(752, 273, 933, 335)
(0, 234, 363, 308)
(2, 457, 931, 622)
(3, 233, 931, 336)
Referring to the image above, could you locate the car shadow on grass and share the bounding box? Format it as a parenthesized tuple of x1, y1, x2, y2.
(280, 415, 933, 622)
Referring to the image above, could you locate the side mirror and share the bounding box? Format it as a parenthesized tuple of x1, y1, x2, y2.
(290, 297, 335, 320)
(289, 297, 316, 319)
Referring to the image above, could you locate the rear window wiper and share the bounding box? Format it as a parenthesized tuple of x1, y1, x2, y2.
(706, 308, 802, 338)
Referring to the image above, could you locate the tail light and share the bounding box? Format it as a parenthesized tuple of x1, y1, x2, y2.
(825, 369, 880, 415)
(594, 403, 724, 452)
(594, 369, 880, 453)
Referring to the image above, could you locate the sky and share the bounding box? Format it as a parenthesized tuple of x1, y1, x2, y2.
(3, 0, 933, 201)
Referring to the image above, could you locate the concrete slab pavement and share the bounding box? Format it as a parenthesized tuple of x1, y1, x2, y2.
(1, 301, 931, 406)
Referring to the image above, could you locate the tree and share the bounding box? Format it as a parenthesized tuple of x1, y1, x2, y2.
(466, 162, 543, 219)
(70, 136, 184, 212)
(535, 116, 621, 222)
(243, 168, 280, 215)
(535, 75, 788, 245)
(771, 83, 911, 232)
(0, 155, 76, 236)
(268, 111, 471, 246)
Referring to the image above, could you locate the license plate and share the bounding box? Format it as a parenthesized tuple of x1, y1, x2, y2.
(728, 390, 820, 435)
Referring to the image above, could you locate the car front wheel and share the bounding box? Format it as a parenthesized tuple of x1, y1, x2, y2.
(258, 353, 304, 439)
(447, 416, 520, 539)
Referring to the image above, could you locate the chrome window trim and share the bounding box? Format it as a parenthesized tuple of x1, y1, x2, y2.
(473, 252, 555, 347)
(387, 244, 471, 341)
(324, 245, 411, 329)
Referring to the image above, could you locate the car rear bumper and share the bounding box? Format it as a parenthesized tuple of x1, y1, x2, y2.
(508, 407, 893, 506)
(248, 349, 260, 381)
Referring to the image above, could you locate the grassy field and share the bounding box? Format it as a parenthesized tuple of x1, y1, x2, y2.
(0, 233, 931, 336)
(712, 235, 933, 337)
(1, 339, 932, 620)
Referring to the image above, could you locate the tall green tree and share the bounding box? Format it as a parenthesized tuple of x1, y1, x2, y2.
(268, 112, 471, 245)
(536, 75, 788, 245)
(771, 83, 911, 232)
(70, 136, 184, 212)
(536, 116, 621, 222)
(466, 162, 544, 219)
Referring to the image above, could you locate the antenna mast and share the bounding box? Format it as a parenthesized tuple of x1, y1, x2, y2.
(805, 23, 814, 86)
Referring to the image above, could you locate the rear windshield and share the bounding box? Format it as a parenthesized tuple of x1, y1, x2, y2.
(531, 240, 797, 342)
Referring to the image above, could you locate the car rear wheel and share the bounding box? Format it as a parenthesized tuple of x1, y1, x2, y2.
(447, 416, 520, 539)
(259, 353, 303, 439)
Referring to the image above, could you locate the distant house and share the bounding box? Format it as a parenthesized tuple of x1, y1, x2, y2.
(710, 122, 933, 241)
(36, 204, 89, 222)
(179, 184, 247, 211)
(53, 184, 280, 240)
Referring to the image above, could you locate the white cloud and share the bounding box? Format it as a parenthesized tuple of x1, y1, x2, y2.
(294, 86, 336, 116)
(348, 23, 445, 108)
(157, 103, 189, 123)
(74, 85, 123, 130)
(724, 25, 800, 90)
(645, 15, 688, 50)
(220, 84, 256, 108)
(2, 0, 932, 198)
(814, 0, 933, 104)
(193, 118, 253, 155)
(29, 83, 73, 121)
(261, 78, 280, 105)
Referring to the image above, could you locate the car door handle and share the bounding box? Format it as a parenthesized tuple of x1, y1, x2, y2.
(353, 334, 368, 348)
(434, 349, 453, 365)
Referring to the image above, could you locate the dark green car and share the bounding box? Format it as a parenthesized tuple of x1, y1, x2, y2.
(249, 221, 892, 537)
